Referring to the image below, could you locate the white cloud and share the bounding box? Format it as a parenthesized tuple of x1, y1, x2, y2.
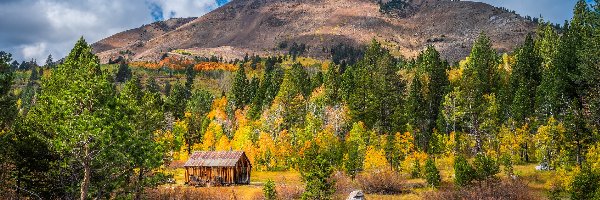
(42, 0, 99, 31)
(0, 0, 228, 62)
(22, 42, 48, 61)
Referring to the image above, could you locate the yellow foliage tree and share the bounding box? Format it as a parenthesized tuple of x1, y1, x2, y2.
(498, 123, 528, 163)
(586, 142, 600, 170)
(363, 145, 388, 171)
(402, 151, 428, 174)
(215, 135, 231, 151)
(395, 132, 415, 161)
(231, 125, 253, 150)
(275, 129, 293, 168)
(200, 122, 221, 151)
(534, 117, 567, 169)
(256, 131, 276, 171)
(207, 96, 228, 121)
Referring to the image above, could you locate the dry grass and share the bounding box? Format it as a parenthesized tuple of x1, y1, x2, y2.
(144, 186, 263, 200)
(356, 169, 416, 195)
(422, 179, 537, 200)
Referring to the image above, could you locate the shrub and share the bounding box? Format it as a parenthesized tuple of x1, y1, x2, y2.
(410, 159, 422, 178)
(332, 171, 356, 197)
(263, 179, 277, 200)
(144, 186, 240, 200)
(356, 169, 409, 194)
(276, 183, 304, 200)
(473, 154, 500, 181)
(425, 158, 441, 188)
(454, 155, 475, 187)
(570, 167, 600, 200)
(422, 179, 535, 200)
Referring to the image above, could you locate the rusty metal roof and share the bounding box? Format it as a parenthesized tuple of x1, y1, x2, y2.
(184, 151, 246, 167)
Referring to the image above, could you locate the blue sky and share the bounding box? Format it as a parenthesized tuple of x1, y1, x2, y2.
(0, 0, 592, 62)
(474, 0, 595, 24)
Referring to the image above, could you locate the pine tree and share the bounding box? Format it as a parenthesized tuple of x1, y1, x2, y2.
(300, 142, 335, 200)
(45, 54, 53, 68)
(406, 75, 428, 148)
(424, 158, 441, 188)
(324, 64, 342, 105)
(185, 89, 214, 154)
(346, 39, 404, 133)
(119, 76, 166, 199)
(167, 82, 188, 120)
(454, 155, 475, 186)
(231, 65, 249, 109)
(273, 64, 308, 129)
(457, 33, 500, 153)
(408, 46, 450, 151)
(115, 60, 132, 83)
(25, 37, 138, 199)
(0, 51, 16, 130)
(510, 34, 542, 123)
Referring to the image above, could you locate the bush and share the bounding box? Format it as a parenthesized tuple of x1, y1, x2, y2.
(423, 179, 535, 200)
(332, 171, 356, 197)
(473, 154, 499, 181)
(454, 155, 475, 187)
(425, 158, 441, 188)
(276, 183, 304, 200)
(356, 169, 409, 194)
(144, 186, 243, 200)
(570, 167, 600, 200)
(263, 179, 277, 200)
(410, 159, 422, 178)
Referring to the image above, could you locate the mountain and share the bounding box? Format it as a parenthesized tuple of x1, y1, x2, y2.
(92, 0, 536, 63)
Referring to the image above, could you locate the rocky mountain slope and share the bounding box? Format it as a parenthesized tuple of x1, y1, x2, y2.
(92, 0, 536, 63)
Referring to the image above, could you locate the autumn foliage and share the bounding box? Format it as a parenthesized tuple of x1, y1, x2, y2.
(130, 56, 236, 71)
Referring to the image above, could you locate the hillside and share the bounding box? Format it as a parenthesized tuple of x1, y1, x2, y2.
(92, 0, 536, 63)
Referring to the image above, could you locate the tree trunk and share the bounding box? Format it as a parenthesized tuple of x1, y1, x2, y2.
(134, 168, 144, 200)
(80, 144, 91, 200)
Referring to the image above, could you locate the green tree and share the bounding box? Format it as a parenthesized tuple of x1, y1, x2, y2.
(454, 155, 475, 187)
(456, 33, 500, 153)
(345, 122, 367, 178)
(45, 54, 54, 68)
(324, 64, 342, 105)
(472, 154, 500, 181)
(510, 34, 542, 123)
(26, 37, 131, 199)
(346, 39, 404, 133)
(570, 166, 600, 200)
(185, 89, 214, 154)
(115, 60, 132, 83)
(263, 179, 277, 200)
(300, 142, 335, 200)
(407, 46, 450, 151)
(273, 63, 309, 129)
(167, 82, 189, 120)
(424, 158, 441, 188)
(119, 76, 167, 199)
(0, 51, 17, 130)
(231, 65, 249, 109)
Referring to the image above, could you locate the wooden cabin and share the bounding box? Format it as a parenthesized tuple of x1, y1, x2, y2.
(184, 151, 252, 186)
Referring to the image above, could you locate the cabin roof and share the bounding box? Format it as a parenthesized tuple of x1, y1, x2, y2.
(184, 151, 247, 167)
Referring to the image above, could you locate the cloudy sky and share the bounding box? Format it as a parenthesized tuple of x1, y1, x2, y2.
(0, 0, 592, 63)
